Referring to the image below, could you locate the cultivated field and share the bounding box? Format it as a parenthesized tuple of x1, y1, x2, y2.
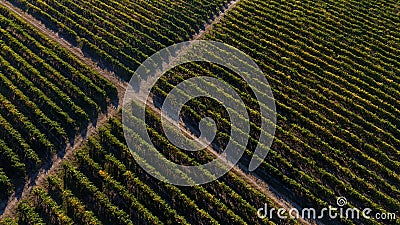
(0, 0, 399, 224)
(0, 3, 117, 203)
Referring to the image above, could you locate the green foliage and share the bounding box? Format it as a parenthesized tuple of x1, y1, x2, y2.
(0, 3, 117, 201)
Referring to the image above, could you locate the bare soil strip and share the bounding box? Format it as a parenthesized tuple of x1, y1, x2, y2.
(0, 0, 311, 224)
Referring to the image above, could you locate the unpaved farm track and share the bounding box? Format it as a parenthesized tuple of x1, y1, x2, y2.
(0, 0, 310, 224)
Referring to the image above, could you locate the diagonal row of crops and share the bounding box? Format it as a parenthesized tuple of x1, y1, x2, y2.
(1, 0, 398, 224)
(0, 0, 236, 210)
(149, 60, 399, 225)
(8, 0, 230, 81)
(141, 0, 400, 224)
(151, 0, 399, 224)
(0, 4, 117, 203)
(2, 110, 298, 225)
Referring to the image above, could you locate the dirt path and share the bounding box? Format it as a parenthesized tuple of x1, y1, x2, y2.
(0, 0, 127, 95)
(0, 0, 311, 224)
(142, 96, 313, 225)
(192, 0, 241, 40)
